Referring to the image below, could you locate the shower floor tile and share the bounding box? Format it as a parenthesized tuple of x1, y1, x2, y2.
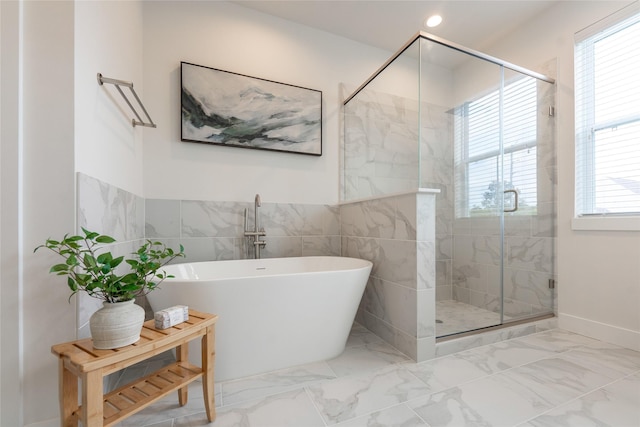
(112, 326, 640, 427)
(436, 299, 510, 337)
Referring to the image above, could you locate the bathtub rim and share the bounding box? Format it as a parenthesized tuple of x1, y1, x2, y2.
(160, 255, 373, 282)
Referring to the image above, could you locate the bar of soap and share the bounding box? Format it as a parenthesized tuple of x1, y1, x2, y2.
(154, 305, 189, 329)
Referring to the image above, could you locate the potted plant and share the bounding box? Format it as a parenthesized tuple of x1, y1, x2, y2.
(35, 227, 185, 349)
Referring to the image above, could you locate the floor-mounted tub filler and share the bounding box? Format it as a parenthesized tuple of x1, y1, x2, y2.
(147, 256, 373, 381)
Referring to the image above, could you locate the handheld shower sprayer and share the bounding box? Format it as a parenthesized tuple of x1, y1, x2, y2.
(254, 194, 261, 231)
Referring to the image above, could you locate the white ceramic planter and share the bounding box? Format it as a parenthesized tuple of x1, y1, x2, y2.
(90, 300, 145, 349)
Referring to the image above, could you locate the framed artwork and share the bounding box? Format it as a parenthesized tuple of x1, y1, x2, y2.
(181, 62, 322, 156)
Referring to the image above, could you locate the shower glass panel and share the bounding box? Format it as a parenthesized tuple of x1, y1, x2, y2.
(343, 32, 556, 341)
(419, 38, 505, 336)
(343, 40, 421, 201)
(501, 68, 556, 326)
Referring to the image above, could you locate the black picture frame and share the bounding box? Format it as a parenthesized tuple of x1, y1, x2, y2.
(181, 62, 322, 156)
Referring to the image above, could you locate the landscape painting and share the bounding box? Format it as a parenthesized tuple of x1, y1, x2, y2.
(181, 62, 322, 156)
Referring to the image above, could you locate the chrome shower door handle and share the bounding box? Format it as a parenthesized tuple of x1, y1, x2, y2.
(504, 189, 519, 213)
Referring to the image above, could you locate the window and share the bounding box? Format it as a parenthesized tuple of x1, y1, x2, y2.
(575, 5, 640, 219)
(455, 76, 539, 217)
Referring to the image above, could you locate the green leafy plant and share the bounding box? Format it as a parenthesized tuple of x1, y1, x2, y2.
(35, 228, 185, 303)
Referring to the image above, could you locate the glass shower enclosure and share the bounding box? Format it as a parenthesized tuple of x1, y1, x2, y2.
(343, 32, 556, 339)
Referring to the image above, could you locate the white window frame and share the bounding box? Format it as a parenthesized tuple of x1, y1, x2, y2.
(573, 2, 640, 231)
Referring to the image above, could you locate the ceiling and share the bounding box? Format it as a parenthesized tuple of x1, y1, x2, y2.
(232, 0, 560, 54)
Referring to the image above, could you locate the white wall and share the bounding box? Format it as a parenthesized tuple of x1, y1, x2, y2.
(141, 1, 391, 205)
(0, 1, 145, 425)
(75, 0, 145, 196)
(479, 0, 640, 349)
(1, 2, 23, 425)
(21, 1, 77, 424)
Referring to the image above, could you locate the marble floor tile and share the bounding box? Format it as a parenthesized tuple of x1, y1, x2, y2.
(436, 300, 505, 337)
(326, 341, 411, 377)
(499, 357, 614, 407)
(308, 365, 431, 425)
(113, 327, 640, 427)
(555, 344, 640, 380)
(334, 403, 428, 427)
(221, 361, 336, 406)
(346, 322, 384, 347)
(522, 372, 640, 427)
(173, 388, 325, 427)
(405, 353, 497, 394)
(453, 339, 558, 372)
(408, 372, 558, 426)
(514, 329, 604, 353)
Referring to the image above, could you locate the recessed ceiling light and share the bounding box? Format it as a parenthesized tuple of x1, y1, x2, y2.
(425, 15, 443, 28)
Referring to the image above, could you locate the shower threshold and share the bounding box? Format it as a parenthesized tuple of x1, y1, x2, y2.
(436, 312, 555, 343)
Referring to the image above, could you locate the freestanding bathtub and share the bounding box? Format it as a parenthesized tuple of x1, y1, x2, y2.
(147, 256, 372, 381)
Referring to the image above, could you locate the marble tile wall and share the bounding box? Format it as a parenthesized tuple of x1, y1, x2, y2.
(419, 102, 455, 303)
(343, 88, 420, 201)
(76, 172, 146, 338)
(145, 199, 341, 262)
(449, 228, 558, 319)
(341, 191, 437, 362)
(449, 225, 558, 320)
(344, 86, 454, 307)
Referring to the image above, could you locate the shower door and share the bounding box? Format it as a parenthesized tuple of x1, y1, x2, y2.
(500, 69, 556, 330)
(447, 62, 507, 337)
(423, 36, 556, 337)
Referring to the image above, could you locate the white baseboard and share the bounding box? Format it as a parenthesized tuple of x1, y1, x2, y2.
(559, 313, 640, 351)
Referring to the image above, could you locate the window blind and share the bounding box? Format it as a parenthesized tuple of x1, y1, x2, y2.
(455, 77, 538, 217)
(575, 3, 640, 216)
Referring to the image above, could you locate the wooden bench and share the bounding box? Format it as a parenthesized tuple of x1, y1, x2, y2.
(51, 309, 218, 426)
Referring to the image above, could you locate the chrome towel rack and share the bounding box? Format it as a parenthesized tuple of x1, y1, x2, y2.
(97, 73, 156, 128)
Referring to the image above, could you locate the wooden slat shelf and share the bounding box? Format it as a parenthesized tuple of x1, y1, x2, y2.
(52, 309, 218, 427)
(97, 362, 202, 426)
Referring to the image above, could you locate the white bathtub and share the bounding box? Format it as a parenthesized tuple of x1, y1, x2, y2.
(147, 256, 372, 381)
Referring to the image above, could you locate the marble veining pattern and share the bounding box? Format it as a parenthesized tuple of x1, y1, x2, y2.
(77, 173, 146, 332)
(144, 198, 341, 261)
(522, 372, 640, 427)
(77, 172, 144, 242)
(113, 327, 640, 427)
(343, 89, 420, 201)
(341, 192, 438, 362)
(181, 201, 246, 238)
(307, 365, 431, 425)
